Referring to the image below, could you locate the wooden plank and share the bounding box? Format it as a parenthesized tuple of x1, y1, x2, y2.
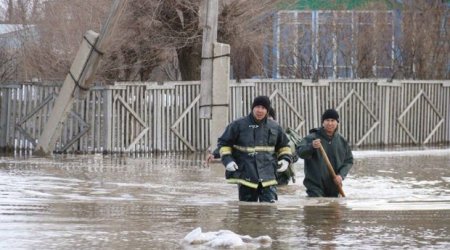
(155, 90, 162, 151)
(59, 111, 90, 152)
(0, 89, 8, 148)
(110, 89, 115, 152)
(11, 88, 18, 149)
(24, 86, 32, 149)
(16, 93, 54, 127)
(96, 90, 102, 151)
(126, 127, 149, 152)
(17, 87, 24, 148)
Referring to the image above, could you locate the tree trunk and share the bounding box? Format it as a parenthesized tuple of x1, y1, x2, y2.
(7, 0, 14, 23)
(177, 45, 202, 81)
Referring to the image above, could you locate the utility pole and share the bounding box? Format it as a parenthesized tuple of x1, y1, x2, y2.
(34, 0, 128, 156)
(199, 0, 231, 149)
(210, 42, 230, 149)
(199, 0, 218, 119)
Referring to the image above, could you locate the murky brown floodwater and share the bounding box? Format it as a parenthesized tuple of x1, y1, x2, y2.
(0, 149, 449, 249)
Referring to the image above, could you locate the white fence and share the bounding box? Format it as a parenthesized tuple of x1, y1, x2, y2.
(1, 79, 449, 153)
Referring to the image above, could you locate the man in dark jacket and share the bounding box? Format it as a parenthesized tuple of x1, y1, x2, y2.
(218, 96, 292, 202)
(296, 109, 353, 197)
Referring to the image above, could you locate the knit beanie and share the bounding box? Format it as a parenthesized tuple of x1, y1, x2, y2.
(321, 109, 339, 123)
(252, 96, 271, 110)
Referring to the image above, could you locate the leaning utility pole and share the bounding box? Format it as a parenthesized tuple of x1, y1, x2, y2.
(34, 0, 128, 156)
(199, 0, 230, 149)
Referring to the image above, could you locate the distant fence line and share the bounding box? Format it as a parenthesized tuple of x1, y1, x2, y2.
(0, 79, 449, 153)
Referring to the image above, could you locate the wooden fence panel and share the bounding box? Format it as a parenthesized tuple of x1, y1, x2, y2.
(1, 79, 449, 153)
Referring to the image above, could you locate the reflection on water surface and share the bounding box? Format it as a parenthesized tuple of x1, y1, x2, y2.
(0, 150, 449, 249)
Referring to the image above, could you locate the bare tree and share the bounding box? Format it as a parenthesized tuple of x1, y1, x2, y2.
(219, 0, 292, 80)
(270, 0, 449, 80)
(398, 1, 449, 79)
(0, 41, 19, 82)
(1, 0, 41, 23)
(7, 0, 293, 82)
(7, 0, 447, 82)
(105, 0, 290, 81)
(20, 0, 111, 80)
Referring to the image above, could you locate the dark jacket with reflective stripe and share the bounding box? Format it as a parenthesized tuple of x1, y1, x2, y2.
(296, 127, 353, 196)
(218, 113, 292, 188)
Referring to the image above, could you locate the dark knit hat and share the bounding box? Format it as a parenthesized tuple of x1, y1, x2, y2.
(252, 96, 271, 110)
(321, 109, 339, 123)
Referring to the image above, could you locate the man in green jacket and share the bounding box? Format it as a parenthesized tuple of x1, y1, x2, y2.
(296, 109, 353, 197)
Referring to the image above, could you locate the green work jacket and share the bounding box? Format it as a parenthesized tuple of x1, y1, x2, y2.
(296, 127, 353, 197)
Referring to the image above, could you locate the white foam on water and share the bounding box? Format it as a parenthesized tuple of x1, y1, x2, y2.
(352, 148, 450, 158)
(347, 199, 450, 211)
(293, 148, 450, 166)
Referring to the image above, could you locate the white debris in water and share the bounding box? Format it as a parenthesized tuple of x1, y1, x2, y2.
(182, 227, 272, 248)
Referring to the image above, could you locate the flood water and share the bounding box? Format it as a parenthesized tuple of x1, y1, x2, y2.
(1, 149, 449, 249)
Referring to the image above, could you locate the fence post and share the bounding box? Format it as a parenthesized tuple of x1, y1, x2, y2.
(312, 86, 319, 125)
(445, 82, 450, 142)
(210, 42, 230, 149)
(0, 88, 9, 149)
(103, 88, 113, 153)
(383, 86, 391, 145)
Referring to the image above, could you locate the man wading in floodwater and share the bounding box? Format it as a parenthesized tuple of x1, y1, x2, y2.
(206, 107, 297, 186)
(296, 109, 353, 197)
(217, 96, 292, 202)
